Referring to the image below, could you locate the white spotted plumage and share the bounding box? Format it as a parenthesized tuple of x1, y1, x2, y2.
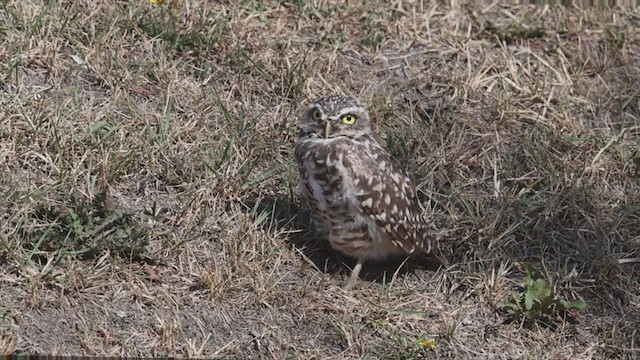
(294, 95, 444, 287)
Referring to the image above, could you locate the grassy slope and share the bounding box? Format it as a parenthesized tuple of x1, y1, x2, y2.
(1, 1, 639, 358)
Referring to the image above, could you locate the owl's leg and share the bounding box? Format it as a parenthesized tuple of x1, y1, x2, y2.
(343, 258, 364, 290)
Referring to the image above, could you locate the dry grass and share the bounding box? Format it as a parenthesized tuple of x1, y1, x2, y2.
(1, 0, 639, 358)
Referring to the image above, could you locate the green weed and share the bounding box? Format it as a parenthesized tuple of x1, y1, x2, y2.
(501, 263, 587, 324)
(14, 189, 150, 263)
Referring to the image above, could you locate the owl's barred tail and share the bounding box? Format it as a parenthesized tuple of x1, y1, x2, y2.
(431, 247, 449, 267)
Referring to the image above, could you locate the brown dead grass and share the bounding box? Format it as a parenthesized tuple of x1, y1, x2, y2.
(1, 0, 639, 359)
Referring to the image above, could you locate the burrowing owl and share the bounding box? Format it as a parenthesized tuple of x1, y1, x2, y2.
(294, 95, 445, 287)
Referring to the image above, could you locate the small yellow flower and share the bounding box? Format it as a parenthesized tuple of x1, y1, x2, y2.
(417, 337, 437, 349)
(149, 0, 165, 4)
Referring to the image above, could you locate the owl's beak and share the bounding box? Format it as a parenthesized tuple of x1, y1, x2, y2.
(324, 121, 331, 138)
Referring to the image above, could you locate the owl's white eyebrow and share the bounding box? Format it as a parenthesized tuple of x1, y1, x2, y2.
(335, 106, 366, 118)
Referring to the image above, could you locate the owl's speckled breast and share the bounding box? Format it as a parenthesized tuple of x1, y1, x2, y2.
(295, 137, 352, 214)
(294, 137, 405, 260)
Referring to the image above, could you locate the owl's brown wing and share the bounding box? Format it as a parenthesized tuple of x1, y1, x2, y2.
(347, 141, 435, 255)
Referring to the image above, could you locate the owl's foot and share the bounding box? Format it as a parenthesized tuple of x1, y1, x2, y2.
(342, 259, 364, 290)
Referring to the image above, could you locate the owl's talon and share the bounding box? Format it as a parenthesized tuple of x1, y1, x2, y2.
(342, 259, 363, 290)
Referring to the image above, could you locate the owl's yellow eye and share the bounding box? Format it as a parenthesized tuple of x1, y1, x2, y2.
(341, 114, 357, 125)
(312, 109, 322, 121)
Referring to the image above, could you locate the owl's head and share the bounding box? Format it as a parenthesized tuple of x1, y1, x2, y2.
(299, 95, 371, 139)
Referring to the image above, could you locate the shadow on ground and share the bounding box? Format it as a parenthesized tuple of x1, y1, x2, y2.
(240, 194, 447, 284)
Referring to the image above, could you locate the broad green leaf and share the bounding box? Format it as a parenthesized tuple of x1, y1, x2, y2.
(560, 299, 588, 311)
(524, 278, 552, 310)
